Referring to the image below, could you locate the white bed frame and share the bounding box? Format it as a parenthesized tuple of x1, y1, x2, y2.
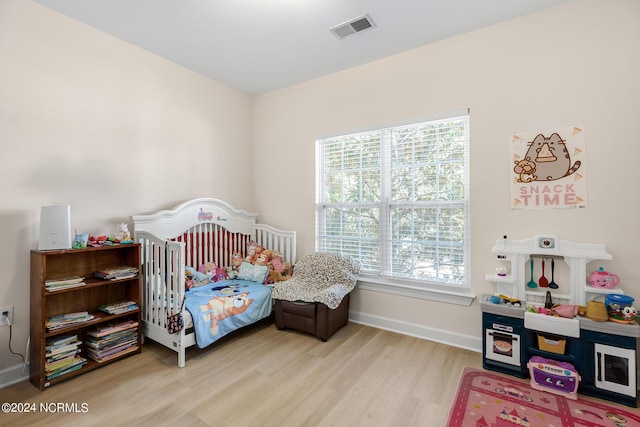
(132, 198, 296, 367)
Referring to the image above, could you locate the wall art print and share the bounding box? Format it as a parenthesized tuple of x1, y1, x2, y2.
(510, 126, 586, 210)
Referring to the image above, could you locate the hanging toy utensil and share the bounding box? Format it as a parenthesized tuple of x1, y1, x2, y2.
(526, 258, 537, 288)
(549, 258, 559, 289)
(539, 258, 549, 287)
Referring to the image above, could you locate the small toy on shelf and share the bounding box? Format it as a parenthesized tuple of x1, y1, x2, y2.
(115, 222, 134, 243)
(606, 294, 637, 324)
(87, 235, 108, 247)
(589, 267, 620, 289)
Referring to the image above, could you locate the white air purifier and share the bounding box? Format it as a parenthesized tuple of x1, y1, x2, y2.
(38, 205, 72, 250)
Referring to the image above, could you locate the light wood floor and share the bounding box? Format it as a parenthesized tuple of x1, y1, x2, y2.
(1, 320, 482, 426)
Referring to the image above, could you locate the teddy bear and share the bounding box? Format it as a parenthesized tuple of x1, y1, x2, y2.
(267, 259, 293, 283)
(231, 250, 243, 270)
(247, 245, 264, 264)
(254, 252, 271, 266)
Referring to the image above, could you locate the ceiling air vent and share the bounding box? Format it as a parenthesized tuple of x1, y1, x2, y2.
(329, 14, 376, 40)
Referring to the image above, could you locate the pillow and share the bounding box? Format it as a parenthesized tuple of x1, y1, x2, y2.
(237, 261, 269, 284)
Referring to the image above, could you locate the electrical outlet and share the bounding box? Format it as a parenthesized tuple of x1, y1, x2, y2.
(0, 305, 14, 327)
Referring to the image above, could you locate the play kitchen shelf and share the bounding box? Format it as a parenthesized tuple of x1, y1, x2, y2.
(485, 235, 624, 306)
(482, 235, 639, 407)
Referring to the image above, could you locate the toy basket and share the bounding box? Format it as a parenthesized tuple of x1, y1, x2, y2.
(537, 333, 566, 355)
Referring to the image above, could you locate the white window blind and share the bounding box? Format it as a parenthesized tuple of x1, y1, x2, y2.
(316, 112, 470, 288)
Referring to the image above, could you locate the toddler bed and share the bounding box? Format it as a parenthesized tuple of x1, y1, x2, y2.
(132, 198, 296, 367)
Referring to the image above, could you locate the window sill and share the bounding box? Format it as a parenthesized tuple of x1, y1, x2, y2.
(355, 275, 476, 306)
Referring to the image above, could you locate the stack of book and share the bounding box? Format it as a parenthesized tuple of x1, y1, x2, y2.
(98, 300, 139, 315)
(45, 335, 87, 380)
(94, 266, 138, 280)
(45, 276, 86, 292)
(46, 312, 94, 331)
(85, 320, 139, 363)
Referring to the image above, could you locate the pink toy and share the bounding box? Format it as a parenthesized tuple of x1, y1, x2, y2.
(552, 304, 578, 318)
(589, 267, 620, 289)
(528, 356, 580, 399)
(536, 306, 551, 315)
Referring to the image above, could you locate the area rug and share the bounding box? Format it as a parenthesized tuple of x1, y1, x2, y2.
(447, 367, 640, 427)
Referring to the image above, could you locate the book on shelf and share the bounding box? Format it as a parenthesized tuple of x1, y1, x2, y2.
(46, 334, 78, 347)
(87, 346, 138, 363)
(98, 300, 139, 315)
(85, 329, 138, 349)
(46, 342, 81, 357)
(45, 276, 86, 291)
(44, 334, 85, 380)
(46, 358, 86, 380)
(87, 339, 136, 358)
(87, 319, 138, 338)
(46, 312, 94, 331)
(94, 266, 138, 280)
(85, 320, 139, 363)
(45, 334, 81, 357)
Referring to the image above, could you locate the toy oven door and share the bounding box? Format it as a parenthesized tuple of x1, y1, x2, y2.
(485, 325, 521, 366)
(595, 342, 637, 397)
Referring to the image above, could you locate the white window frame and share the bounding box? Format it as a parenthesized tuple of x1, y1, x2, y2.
(315, 110, 474, 306)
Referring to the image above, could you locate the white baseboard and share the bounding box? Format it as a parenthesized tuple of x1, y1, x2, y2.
(349, 310, 482, 353)
(0, 363, 29, 389)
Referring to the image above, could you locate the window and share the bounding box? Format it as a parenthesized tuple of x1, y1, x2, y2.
(315, 111, 471, 302)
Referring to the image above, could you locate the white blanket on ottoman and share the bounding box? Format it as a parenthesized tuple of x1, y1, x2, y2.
(271, 252, 360, 309)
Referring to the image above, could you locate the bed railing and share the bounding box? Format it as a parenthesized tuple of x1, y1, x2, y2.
(137, 231, 185, 330)
(254, 223, 297, 265)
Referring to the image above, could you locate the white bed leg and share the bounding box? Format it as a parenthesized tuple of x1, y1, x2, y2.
(178, 347, 186, 368)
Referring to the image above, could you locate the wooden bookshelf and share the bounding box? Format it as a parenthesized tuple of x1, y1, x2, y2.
(30, 244, 142, 390)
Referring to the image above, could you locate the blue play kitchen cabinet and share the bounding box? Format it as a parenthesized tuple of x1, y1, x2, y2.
(482, 235, 639, 407)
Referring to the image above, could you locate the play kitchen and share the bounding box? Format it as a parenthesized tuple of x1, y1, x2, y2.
(482, 235, 640, 407)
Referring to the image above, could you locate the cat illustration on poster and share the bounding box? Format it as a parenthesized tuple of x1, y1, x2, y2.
(513, 132, 581, 182)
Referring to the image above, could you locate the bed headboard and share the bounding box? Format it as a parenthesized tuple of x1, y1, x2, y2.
(132, 198, 297, 268)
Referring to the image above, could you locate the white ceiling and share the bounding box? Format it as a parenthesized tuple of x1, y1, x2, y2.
(34, 0, 571, 96)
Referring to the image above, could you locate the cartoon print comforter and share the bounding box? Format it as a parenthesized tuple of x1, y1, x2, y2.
(184, 279, 272, 348)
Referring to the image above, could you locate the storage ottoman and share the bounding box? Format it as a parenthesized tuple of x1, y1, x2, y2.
(274, 294, 350, 341)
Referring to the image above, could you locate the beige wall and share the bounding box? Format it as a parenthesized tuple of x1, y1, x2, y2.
(252, 0, 640, 344)
(0, 0, 253, 373)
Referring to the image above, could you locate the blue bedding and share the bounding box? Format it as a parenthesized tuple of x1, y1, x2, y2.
(184, 279, 272, 348)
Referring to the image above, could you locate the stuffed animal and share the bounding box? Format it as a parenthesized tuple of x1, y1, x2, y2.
(115, 223, 131, 241)
(199, 262, 216, 275)
(268, 260, 292, 283)
(246, 241, 258, 260)
(261, 249, 277, 263)
(254, 252, 271, 266)
(212, 266, 228, 282)
(226, 266, 237, 279)
(248, 245, 264, 263)
(185, 270, 196, 290)
(231, 251, 243, 270)
(270, 255, 285, 274)
(185, 262, 216, 286)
